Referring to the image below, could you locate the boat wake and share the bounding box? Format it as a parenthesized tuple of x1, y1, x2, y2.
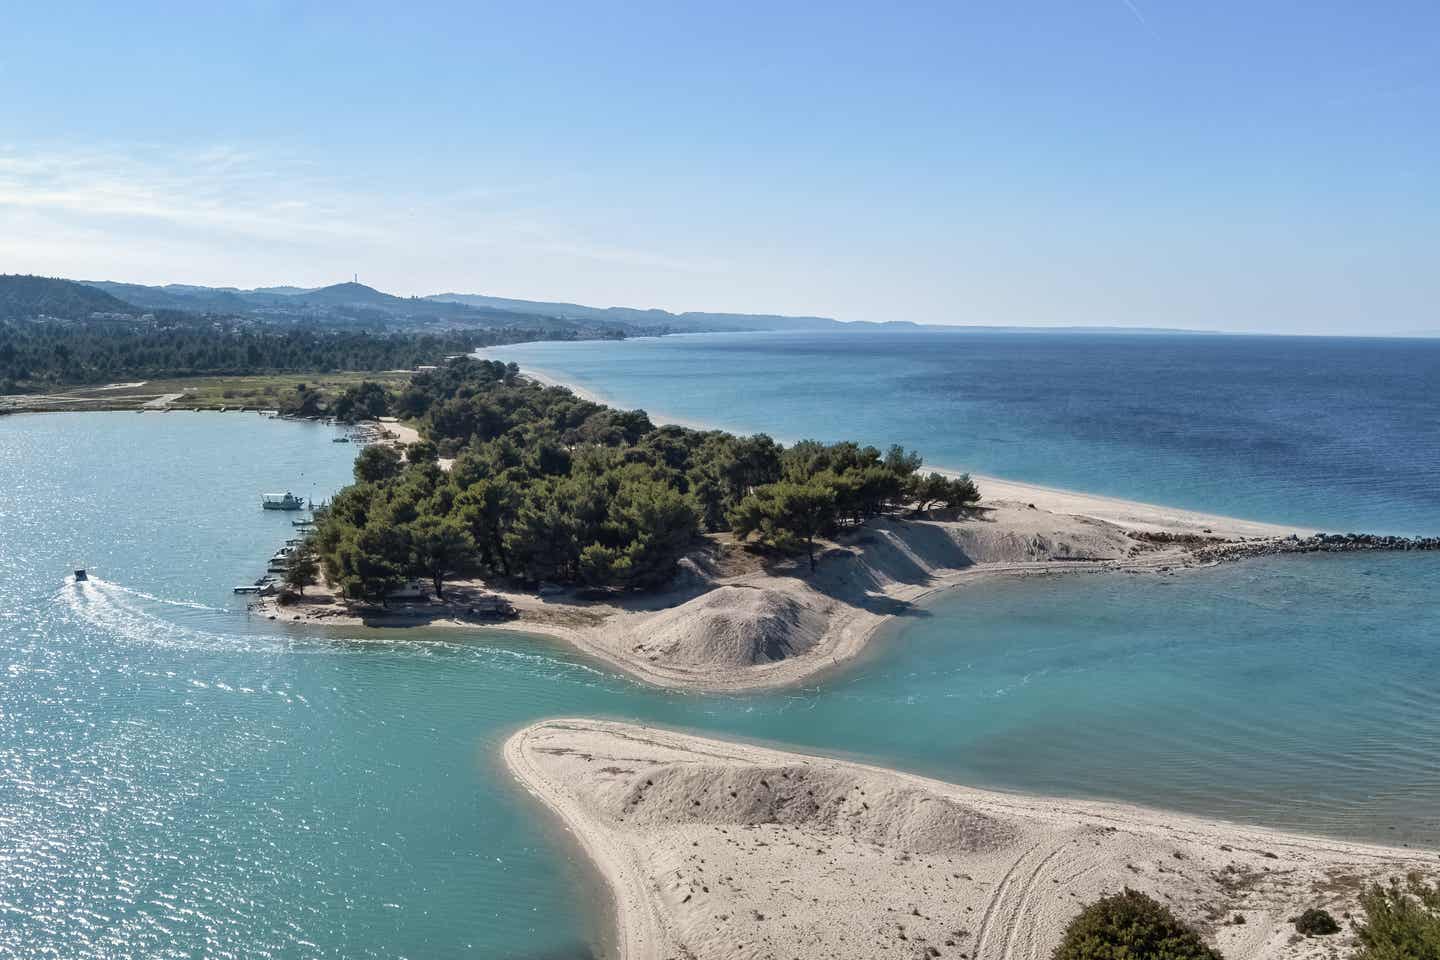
(55, 577, 619, 683)
(110, 583, 225, 612)
(59, 576, 283, 655)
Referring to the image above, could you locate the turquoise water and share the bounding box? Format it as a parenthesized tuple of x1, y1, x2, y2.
(487, 331, 1440, 535)
(3, 413, 1438, 958)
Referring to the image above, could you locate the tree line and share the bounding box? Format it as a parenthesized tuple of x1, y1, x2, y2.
(306, 357, 980, 602)
(0, 314, 609, 394)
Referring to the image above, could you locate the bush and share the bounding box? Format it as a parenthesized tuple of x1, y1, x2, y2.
(1053, 889, 1223, 960)
(1292, 908, 1339, 936)
(1353, 874, 1440, 960)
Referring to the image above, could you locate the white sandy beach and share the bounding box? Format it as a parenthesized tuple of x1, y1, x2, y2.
(507, 719, 1433, 960)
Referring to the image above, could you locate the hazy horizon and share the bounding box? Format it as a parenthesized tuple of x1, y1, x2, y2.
(4, 3, 1437, 335)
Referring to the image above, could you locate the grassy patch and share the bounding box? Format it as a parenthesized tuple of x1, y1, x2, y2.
(3, 371, 412, 412)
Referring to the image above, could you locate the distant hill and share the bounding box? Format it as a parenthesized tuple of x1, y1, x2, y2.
(426, 292, 848, 332)
(70, 277, 851, 335)
(250, 285, 317, 296)
(84, 281, 259, 314)
(292, 281, 407, 308)
(50, 276, 1240, 338)
(0, 275, 140, 321)
(74, 278, 651, 336)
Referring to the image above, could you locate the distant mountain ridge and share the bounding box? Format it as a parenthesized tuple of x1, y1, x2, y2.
(72, 279, 638, 335)
(425, 291, 851, 332)
(4, 274, 1275, 337)
(65, 277, 877, 335)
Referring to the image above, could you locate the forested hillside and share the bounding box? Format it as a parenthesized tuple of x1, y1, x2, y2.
(0, 316, 591, 393)
(0, 274, 628, 392)
(0, 275, 138, 321)
(77, 278, 664, 335)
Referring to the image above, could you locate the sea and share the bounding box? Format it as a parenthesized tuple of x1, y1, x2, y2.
(3, 331, 1439, 958)
(488, 330, 1440, 535)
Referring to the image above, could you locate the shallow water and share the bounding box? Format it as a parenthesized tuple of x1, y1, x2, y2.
(2, 413, 1437, 958)
(487, 331, 1440, 535)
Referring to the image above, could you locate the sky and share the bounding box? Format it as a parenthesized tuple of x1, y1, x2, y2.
(2, 1, 1437, 334)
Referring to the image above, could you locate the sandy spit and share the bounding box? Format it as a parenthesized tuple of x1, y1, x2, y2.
(506, 719, 1434, 960)
(273, 497, 1299, 693)
(271, 366, 1308, 693)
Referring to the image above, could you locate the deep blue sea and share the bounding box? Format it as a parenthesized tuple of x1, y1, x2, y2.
(3, 357, 1439, 957)
(489, 331, 1440, 535)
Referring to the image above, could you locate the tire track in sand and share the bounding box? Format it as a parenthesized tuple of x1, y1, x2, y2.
(973, 842, 1068, 960)
(973, 843, 1040, 960)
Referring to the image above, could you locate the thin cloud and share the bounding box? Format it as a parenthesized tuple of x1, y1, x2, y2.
(0, 145, 380, 242)
(0, 142, 727, 284)
(1118, 0, 1155, 35)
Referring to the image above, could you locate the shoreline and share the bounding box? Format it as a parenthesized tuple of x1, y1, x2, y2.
(507, 718, 1435, 960)
(259, 353, 1321, 693)
(496, 358, 1309, 540)
(267, 500, 1300, 694)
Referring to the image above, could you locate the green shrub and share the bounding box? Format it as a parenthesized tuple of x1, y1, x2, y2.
(1052, 889, 1223, 960)
(1353, 874, 1440, 960)
(1292, 908, 1339, 936)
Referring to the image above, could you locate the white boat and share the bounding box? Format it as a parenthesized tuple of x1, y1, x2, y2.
(261, 492, 306, 511)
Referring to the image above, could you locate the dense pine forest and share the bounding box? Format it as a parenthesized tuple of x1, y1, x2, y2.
(0, 316, 606, 393)
(307, 357, 980, 600)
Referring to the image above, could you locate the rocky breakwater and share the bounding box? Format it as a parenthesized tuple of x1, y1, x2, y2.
(1197, 532, 1440, 564)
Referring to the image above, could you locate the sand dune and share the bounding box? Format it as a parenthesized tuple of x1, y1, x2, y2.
(507, 719, 1432, 960)
(511, 502, 1225, 691)
(620, 585, 829, 671)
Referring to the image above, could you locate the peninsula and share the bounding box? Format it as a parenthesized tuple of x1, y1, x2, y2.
(267, 356, 1440, 693)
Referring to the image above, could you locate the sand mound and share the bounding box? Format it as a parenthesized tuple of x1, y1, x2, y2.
(601, 511, 1141, 686)
(605, 763, 1014, 855)
(624, 586, 827, 670)
(857, 509, 1135, 568)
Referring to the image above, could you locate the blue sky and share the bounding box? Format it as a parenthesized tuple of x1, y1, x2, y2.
(2, 1, 1436, 333)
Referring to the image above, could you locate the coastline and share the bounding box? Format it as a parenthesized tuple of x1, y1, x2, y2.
(499, 359, 1308, 540)
(507, 718, 1434, 960)
(268, 499, 1296, 694)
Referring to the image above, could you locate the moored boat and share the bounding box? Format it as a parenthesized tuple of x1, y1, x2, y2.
(261, 492, 306, 511)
